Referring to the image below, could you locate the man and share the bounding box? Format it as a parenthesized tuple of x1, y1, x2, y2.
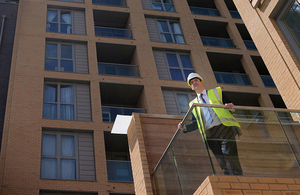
(178, 72, 243, 175)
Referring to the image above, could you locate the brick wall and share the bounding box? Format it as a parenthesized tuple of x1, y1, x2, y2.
(195, 176, 300, 195)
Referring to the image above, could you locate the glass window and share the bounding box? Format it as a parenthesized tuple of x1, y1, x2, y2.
(166, 53, 194, 81)
(47, 9, 72, 34)
(41, 133, 77, 180)
(45, 43, 74, 72)
(177, 94, 190, 115)
(43, 83, 75, 120)
(158, 20, 185, 44)
(151, 0, 175, 12)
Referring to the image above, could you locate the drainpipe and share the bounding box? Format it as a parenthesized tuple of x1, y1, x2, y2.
(0, 15, 6, 48)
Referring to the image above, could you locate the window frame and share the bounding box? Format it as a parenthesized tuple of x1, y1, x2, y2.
(175, 92, 196, 115)
(151, 0, 175, 12)
(47, 8, 74, 34)
(45, 42, 75, 72)
(276, 0, 300, 62)
(41, 131, 79, 180)
(43, 82, 77, 120)
(156, 19, 185, 44)
(164, 52, 194, 81)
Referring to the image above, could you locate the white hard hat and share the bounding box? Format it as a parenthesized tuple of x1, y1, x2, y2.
(187, 73, 203, 86)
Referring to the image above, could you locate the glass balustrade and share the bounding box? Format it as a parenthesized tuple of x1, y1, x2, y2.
(261, 75, 276, 87)
(214, 71, 252, 85)
(190, 6, 220, 16)
(102, 106, 146, 122)
(244, 40, 257, 50)
(95, 26, 132, 39)
(201, 36, 235, 48)
(98, 62, 139, 77)
(153, 104, 300, 195)
(107, 160, 133, 182)
(92, 0, 126, 7)
(230, 10, 241, 19)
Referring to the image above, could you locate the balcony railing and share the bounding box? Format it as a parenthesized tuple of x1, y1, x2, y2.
(261, 75, 276, 87)
(190, 6, 220, 16)
(152, 104, 300, 194)
(102, 106, 146, 122)
(201, 36, 235, 48)
(98, 62, 140, 77)
(214, 71, 252, 85)
(92, 0, 126, 7)
(107, 160, 133, 182)
(230, 10, 242, 19)
(244, 40, 257, 50)
(95, 26, 132, 39)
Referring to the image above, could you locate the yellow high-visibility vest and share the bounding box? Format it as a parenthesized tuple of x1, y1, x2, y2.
(189, 87, 240, 141)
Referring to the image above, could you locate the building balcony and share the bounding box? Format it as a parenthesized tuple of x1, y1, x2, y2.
(190, 6, 220, 16)
(118, 105, 300, 194)
(95, 26, 132, 39)
(102, 106, 146, 122)
(230, 10, 241, 18)
(98, 62, 139, 77)
(261, 75, 276, 87)
(214, 71, 252, 85)
(244, 40, 257, 50)
(92, 0, 126, 7)
(107, 160, 133, 182)
(201, 36, 235, 48)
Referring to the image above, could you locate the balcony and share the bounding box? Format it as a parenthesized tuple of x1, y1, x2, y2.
(98, 62, 139, 77)
(102, 106, 146, 122)
(261, 75, 276, 87)
(244, 40, 257, 50)
(95, 26, 132, 39)
(201, 36, 235, 48)
(107, 160, 133, 182)
(190, 6, 220, 16)
(214, 71, 252, 85)
(92, 0, 126, 7)
(230, 10, 241, 18)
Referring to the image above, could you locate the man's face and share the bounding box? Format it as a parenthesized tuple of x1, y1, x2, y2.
(190, 78, 203, 91)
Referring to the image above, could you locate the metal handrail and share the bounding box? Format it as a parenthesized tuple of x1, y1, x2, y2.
(152, 104, 300, 175)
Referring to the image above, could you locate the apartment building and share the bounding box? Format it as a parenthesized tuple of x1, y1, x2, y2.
(0, 0, 289, 194)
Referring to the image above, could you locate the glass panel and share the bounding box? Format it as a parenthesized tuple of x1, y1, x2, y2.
(160, 33, 173, 43)
(61, 45, 72, 59)
(170, 69, 183, 80)
(47, 10, 58, 22)
(45, 59, 58, 71)
(46, 23, 58, 33)
(44, 84, 57, 102)
(158, 21, 169, 32)
(283, 1, 300, 48)
(43, 103, 57, 119)
(166, 53, 179, 67)
(177, 94, 189, 115)
(165, 4, 175, 12)
(60, 60, 73, 72)
(61, 159, 76, 180)
(170, 22, 182, 34)
(46, 43, 57, 58)
(152, 3, 163, 11)
(98, 63, 118, 75)
(60, 85, 73, 103)
(92, 0, 109, 5)
(41, 158, 57, 179)
(60, 105, 75, 120)
(174, 35, 185, 44)
(42, 134, 56, 156)
(107, 160, 133, 182)
(61, 135, 75, 157)
(61, 11, 71, 24)
(61, 24, 72, 34)
(180, 55, 192, 68)
(95, 27, 113, 37)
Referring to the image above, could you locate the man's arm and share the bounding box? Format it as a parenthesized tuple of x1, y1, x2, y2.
(178, 114, 198, 133)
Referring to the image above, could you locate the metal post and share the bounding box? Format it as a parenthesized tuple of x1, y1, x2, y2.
(0, 15, 6, 48)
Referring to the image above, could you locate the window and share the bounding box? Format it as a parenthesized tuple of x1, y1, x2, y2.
(276, 0, 300, 62)
(151, 0, 175, 12)
(45, 43, 74, 72)
(157, 20, 185, 43)
(166, 53, 194, 81)
(47, 9, 73, 34)
(41, 131, 96, 181)
(43, 84, 75, 120)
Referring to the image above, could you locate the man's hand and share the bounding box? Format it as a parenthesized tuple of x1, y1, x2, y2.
(178, 122, 184, 130)
(225, 103, 234, 111)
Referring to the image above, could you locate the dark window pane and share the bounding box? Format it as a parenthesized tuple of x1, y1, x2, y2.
(170, 69, 183, 80)
(45, 59, 58, 71)
(60, 60, 73, 72)
(46, 43, 57, 58)
(160, 33, 173, 42)
(166, 54, 179, 67)
(158, 21, 169, 32)
(61, 45, 72, 59)
(44, 84, 57, 102)
(47, 23, 58, 32)
(60, 105, 74, 120)
(165, 4, 175, 12)
(43, 103, 57, 119)
(61, 24, 72, 34)
(41, 158, 57, 179)
(42, 134, 56, 156)
(47, 10, 58, 22)
(60, 159, 76, 180)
